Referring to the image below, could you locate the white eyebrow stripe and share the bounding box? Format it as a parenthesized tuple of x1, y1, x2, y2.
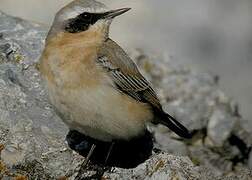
(58, 6, 109, 21)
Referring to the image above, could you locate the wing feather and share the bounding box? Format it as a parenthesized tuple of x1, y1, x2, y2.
(97, 39, 162, 109)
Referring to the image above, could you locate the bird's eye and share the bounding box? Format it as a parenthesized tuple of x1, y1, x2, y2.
(81, 13, 92, 20)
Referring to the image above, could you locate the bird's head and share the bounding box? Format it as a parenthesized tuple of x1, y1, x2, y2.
(48, 0, 130, 41)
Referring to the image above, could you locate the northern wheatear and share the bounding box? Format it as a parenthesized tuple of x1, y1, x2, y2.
(40, 0, 191, 167)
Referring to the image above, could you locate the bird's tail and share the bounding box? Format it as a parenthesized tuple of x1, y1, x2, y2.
(157, 112, 192, 139)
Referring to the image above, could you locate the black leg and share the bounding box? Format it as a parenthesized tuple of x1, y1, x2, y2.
(75, 144, 96, 180)
(83, 144, 96, 167)
(105, 142, 115, 165)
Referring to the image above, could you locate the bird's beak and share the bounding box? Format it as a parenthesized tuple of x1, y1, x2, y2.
(103, 8, 131, 19)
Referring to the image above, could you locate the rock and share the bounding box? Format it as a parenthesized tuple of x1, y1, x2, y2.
(103, 153, 202, 180)
(0, 10, 252, 179)
(105, 153, 252, 180)
(131, 49, 252, 174)
(0, 11, 83, 179)
(153, 128, 188, 156)
(207, 109, 236, 147)
(249, 151, 252, 169)
(189, 146, 232, 175)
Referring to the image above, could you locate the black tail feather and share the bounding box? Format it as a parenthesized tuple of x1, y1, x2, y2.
(158, 112, 192, 139)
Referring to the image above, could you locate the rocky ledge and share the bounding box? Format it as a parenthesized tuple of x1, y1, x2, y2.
(0, 11, 251, 179)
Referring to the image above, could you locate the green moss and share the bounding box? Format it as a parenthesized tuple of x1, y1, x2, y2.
(14, 54, 24, 64)
(190, 157, 201, 166)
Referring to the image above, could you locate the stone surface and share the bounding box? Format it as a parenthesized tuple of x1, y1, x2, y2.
(249, 151, 252, 169)
(207, 109, 236, 147)
(0, 11, 252, 179)
(104, 153, 202, 180)
(153, 128, 188, 156)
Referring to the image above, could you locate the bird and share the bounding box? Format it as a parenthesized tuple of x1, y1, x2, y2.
(39, 0, 191, 168)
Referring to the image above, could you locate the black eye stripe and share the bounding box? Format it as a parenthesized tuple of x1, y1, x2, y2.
(65, 12, 102, 33)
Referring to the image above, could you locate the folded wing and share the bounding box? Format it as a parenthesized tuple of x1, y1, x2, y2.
(97, 39, 191, 138)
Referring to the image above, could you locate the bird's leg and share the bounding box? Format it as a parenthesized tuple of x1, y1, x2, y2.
(83, 144, 96, 167)
(105, 142, 115, 165)
(89, 142, 115, 179)
(75, 144, 96, 180)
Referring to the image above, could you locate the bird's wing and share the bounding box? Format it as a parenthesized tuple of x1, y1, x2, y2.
(97, 38, 162, 110)
(97, 39, 191, 139)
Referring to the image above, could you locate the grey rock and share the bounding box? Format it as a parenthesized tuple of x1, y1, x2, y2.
(153, 127, 188, 156)
(249, 150, 252, 169)
(104, 153, 202, 180)
(131, 49, 252, 174)
(207, 109, 236, 147)
(104, 153, 252, 180)
(0, 11, 82, 179)
(0, 10, 252, 179)
(189, 146, 232, 176)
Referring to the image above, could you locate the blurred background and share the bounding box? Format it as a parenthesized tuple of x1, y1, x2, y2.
(0, 0, 251, 125)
